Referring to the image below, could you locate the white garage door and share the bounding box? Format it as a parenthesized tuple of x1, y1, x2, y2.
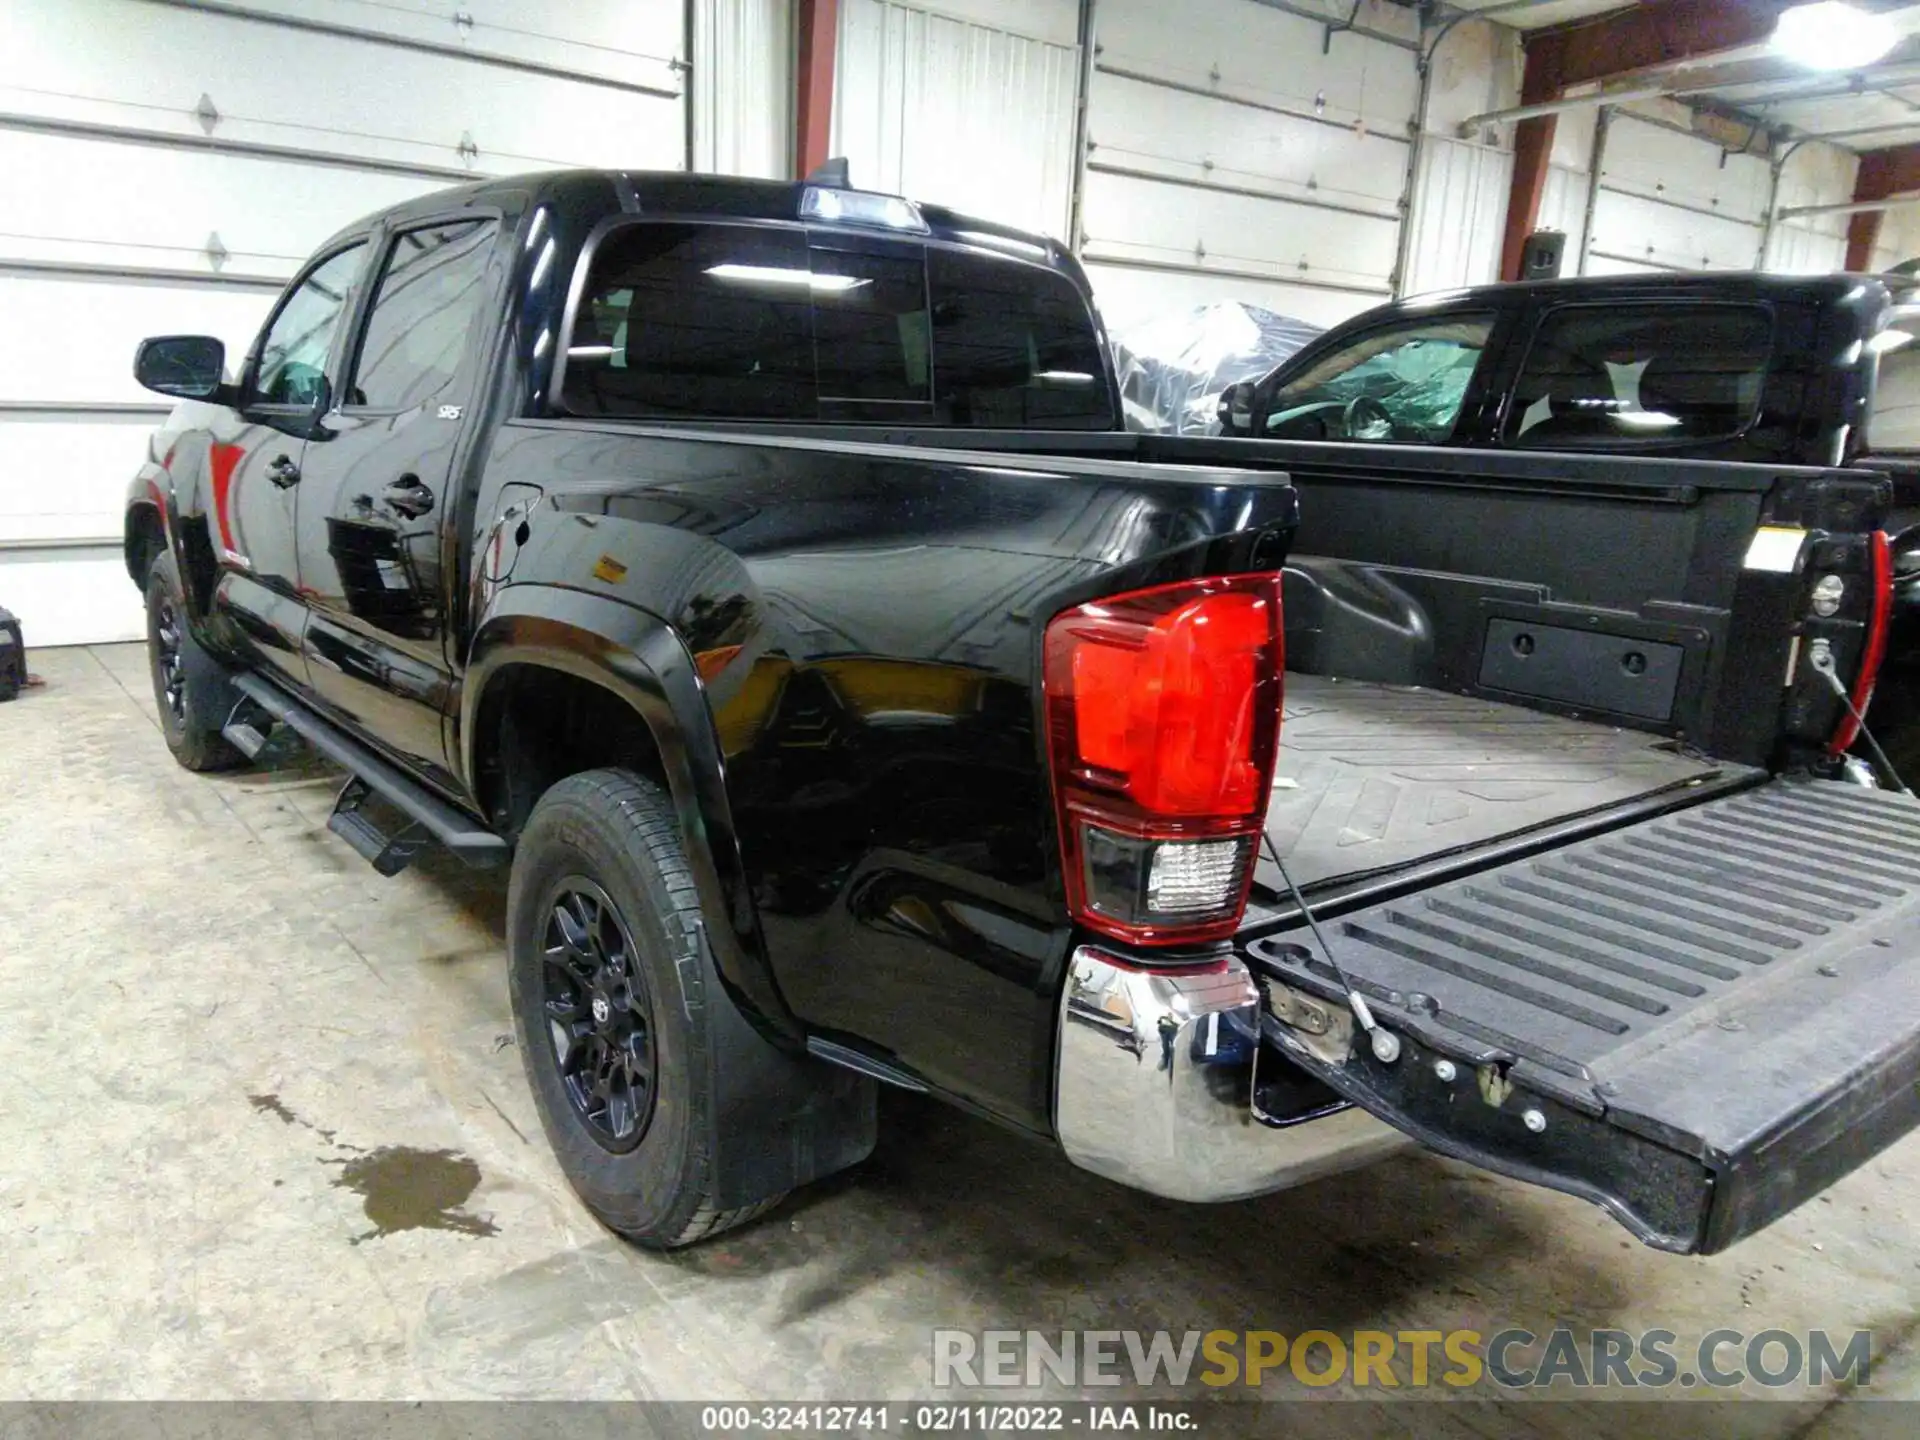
(1081, 1, 1418, 331)
(1584, 111, 1771, 277)
(832, 0, 1081, 242)
(0, 0, 687, 648)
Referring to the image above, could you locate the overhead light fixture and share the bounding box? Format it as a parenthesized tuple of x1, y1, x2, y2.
(1772, 2, 1900, 72)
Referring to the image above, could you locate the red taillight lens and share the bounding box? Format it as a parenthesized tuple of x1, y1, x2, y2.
(1044, 574, 1285, 946)
(1830, 529, 1893, 756)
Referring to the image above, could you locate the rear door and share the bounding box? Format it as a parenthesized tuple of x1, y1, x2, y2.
(1243, 777, 1920, 1254)
(294, 214, 502, 794)
(1497, 301, 1777, 456)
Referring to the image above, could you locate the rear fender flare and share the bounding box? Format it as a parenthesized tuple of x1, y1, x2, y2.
(463, 583, 800, 1046)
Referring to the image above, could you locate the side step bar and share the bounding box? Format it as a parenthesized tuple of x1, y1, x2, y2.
(231, 672, 509, 874)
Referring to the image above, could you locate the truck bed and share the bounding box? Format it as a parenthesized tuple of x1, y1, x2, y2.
(1256, 676, 1760, 897)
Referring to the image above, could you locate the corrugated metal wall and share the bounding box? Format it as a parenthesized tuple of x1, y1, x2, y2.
(0, 0, 686, 648)
(695, 0, 793, 178)
(1399, 16, 1519, 299)
(832, 0, 1079, 240)
(1401, 137, 1512, 297)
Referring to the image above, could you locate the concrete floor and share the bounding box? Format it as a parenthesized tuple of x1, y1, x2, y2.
(3, 643, 1919, 1431)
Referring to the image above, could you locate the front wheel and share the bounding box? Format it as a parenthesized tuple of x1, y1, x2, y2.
(145, 549, 244, 772)
(507, 768, 786, 1247)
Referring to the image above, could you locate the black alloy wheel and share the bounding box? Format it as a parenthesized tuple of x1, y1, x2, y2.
(540, 877, 657, 1152)
(144, 548, 242, 771)
(152, 589, 188, 726)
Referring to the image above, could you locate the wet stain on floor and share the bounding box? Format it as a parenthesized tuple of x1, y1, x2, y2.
(327, 1145, 500, 1245)
(247, 1092, 299, 1126)
(248, 1090, 355, 1148)
(250, 1091, 494, 1244)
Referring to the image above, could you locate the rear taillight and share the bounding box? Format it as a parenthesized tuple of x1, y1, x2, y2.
(1043, 574, 1284, 946)
(1829, 529, 1893, 756)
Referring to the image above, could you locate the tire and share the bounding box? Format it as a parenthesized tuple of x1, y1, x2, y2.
(145, 549, 245, 772)
(507, 768, 787, 1248)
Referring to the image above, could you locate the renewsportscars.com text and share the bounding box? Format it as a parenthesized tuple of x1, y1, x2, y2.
(932, 1328, 1874, 1390)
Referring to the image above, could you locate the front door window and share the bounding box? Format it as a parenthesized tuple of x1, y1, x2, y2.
(1261, 316, 1494, 443)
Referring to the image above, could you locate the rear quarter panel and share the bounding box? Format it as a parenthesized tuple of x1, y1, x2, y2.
(466, 419, 1297, 1131)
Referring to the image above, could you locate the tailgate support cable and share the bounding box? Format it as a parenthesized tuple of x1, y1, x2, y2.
(1261, 832, 1400, 1063)
(1809, 641, 1914, 797)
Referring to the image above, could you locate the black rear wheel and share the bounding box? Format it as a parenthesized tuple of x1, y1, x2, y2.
(145, 549, 243, 772)
(508, 768, 786, 1247)
(539, 876, 658, 1153)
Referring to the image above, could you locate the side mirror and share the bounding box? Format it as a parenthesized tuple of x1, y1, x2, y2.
(134, 336, 228, 402)
(1219, 381, 1257, 435)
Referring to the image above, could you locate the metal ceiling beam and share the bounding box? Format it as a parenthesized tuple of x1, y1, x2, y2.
(1436, 0, 1592, 25)
(1792, 118, 1920, 145)
(1780, 191, 1920, 218)
(1530, 0, 1796, 91)
(1463, 84, 1671, 131)
(1713, 64, 1920, 111)
(1464, 41, 1920, 131)
(1242, 0, 1419, 52)
(1496, 0, 1793, 280)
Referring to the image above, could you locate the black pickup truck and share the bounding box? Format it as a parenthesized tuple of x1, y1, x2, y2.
(126, 169, 1920, 1256)
(1217, 270, 1920, 776)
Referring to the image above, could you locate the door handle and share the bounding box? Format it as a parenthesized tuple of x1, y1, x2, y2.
(382, 474, 435, 519)
(266, 454, 300, 488)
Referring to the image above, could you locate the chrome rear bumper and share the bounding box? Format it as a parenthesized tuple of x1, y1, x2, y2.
(1054, 945, 1406, 1203)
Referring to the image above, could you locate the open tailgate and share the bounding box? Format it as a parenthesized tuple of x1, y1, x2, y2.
(1242, 778, 1920, 1254)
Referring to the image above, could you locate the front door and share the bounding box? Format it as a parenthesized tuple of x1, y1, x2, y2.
(294, 215, 501, 795)
(209, 241, 368, 692)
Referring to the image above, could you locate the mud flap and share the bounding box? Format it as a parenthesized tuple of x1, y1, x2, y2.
(1241, 778, 1920, 1254)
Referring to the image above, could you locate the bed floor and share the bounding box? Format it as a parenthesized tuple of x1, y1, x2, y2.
(1259, 674, 1748, 894)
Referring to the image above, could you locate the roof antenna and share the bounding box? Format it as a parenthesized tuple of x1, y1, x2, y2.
(806, 156, 851, 188)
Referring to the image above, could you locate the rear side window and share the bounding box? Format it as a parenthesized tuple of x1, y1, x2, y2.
(929, 249, 1111, 428)
(349, 218, 498, 409)
(562, 223, 816, 420)
(559, 220, 1112, 427)
(1506, 304, 1771, 449)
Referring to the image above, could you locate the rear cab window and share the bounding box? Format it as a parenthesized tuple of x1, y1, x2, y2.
(1258, 315, 1495, 444)
(1505, 303, 1772, 449)
(557, 219, 1112, 428)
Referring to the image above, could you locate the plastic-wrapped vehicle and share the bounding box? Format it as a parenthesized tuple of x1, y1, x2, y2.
(1110, 301, 1320, 434)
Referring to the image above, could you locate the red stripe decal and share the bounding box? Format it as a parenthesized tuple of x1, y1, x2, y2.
(209, 441, 246, 561)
